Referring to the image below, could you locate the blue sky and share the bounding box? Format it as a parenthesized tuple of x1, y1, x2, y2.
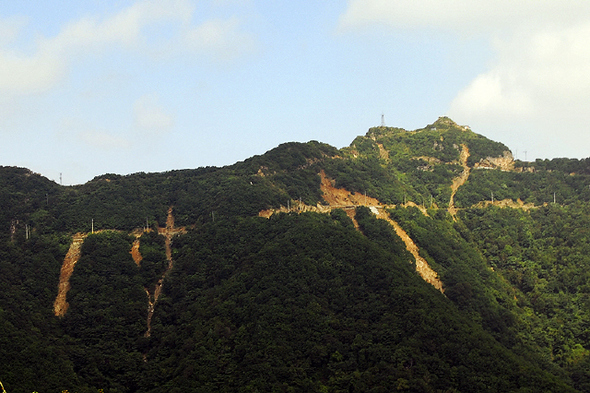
(2, 0, 590, 184)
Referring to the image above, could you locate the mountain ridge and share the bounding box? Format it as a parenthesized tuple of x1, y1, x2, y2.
(2, 117, 590, 392)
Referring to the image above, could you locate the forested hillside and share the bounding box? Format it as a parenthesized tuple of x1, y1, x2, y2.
(2, 117, 590, 392)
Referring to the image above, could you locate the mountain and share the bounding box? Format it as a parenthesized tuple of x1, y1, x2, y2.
(1, 117, 590, 392)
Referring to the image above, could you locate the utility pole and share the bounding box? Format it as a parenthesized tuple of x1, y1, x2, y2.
(92, 219, 94, 234)
(60, 173, 62, 185)
(381, 113, 385, 127)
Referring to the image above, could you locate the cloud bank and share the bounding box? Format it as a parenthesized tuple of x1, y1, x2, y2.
(0, 0, 256, 95)
(341, 0, 590, 158)
(134, 94, 174, 134)
(339, 0, 589, 36)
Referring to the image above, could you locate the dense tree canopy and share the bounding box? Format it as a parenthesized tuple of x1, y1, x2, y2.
(2, 121, 590, 391)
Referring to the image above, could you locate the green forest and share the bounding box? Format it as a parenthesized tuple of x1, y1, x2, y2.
(2, 117, 590, 392)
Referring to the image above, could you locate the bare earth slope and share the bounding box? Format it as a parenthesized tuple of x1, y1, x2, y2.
(448, 144, 470, 219)
(53, 233, 86, 317)
(260, 171, 444, 293)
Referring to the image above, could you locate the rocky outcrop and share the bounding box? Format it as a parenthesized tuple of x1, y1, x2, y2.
(473, 151, 514, 171)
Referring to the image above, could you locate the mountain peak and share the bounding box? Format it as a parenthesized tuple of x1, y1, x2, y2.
(426, 116, 470, 132)
(365, 116, 470, 139)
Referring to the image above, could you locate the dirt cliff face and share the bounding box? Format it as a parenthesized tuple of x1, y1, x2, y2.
(54, 234, 86, 317)
(319, 170, 382, 207)
(131, 238, 142, 266)
(474, 151, 514, 171)
(259, 171, 444, 293)
(376, 210, 444, 293)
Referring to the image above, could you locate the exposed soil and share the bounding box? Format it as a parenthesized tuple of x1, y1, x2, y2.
(130, 238, 142, 266)
(413, 156, 443, 164)
(448, 144, 470, 219)
(145, 207, 185, 337)
(473, 151, 514, 171)
(319, 170, 382, 207)
(344, 208, 360, 229)
(259, 171, 444, 292)
(53, 233, 86, 317)
(403, 201, 429, 216)
(376, 143, 390, 162)
(50, 206, 188, 330)
(376, 211, 444, 293)
(473, 198, 538, 211)
(258, 171, 382, 218)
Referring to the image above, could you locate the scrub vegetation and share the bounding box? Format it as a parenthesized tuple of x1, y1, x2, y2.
(2, 118, 590, 392)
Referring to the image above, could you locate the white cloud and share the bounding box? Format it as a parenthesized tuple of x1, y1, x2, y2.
(58, 117, 131, 150)
(0, 16, 28, 47)
(450, 72, 533, 120)
(38, 0, 194, 53)
(0, 50, 64, 94)
(0, 0, 255, 95)
(338, 0, 590, 36)
(340, 0, 590, 158)
(182, 16, 256, 61)
(450, 22, 590, 125)
(78, 130, 131, 150)
(134, 94, 174, 134)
